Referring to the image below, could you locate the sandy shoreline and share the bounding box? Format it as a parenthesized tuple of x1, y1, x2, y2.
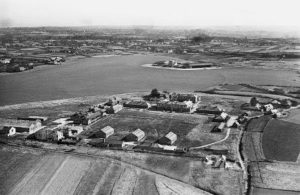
(141, 64, 222, 70)
(0, 92, 148, 111)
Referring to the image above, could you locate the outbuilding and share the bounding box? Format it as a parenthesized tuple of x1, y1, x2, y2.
(124, 129, 145, 142)
(158, 131, 177, 145)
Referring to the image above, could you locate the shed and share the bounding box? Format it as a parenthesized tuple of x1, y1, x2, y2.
(97, 126, 114, 138)
(124, 129, 145, 142)
(158, 131, 177, 145)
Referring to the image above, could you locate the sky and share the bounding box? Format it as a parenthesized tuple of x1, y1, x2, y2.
(0, 0, 300, 27)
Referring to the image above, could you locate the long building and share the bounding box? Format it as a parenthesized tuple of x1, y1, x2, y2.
(157, 100, 193, 113)
(0, 118, 42, 134)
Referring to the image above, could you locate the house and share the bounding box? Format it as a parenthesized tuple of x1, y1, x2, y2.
(94, 126, 114, 138)
(226, 117, 239, 128)
(211, 122, 226, 133)
(123, 100, 151, 109)
(124, 129, 145, 142)
(33, 129, 64, 141)
(0, 126, 16, 136)
(263, 104, 274, 112)
(0, 118, 42, 134)
(158, 131, 177, 145)
(62, 125, 84, 139)
(0, 58, 11, 64)
(105, 97, 122, 106)
(70, 111, 102, 125)
(106, 104, 123, 114)
(170, 93, 199, 103)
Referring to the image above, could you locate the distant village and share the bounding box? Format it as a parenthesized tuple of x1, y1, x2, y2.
(1, 27, 300, 73)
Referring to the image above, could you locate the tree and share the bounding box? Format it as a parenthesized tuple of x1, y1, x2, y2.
(250, 97, 258, 106)
(150, 88, 160, 98)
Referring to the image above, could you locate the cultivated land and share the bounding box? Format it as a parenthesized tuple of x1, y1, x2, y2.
(1, 81, 300, 195)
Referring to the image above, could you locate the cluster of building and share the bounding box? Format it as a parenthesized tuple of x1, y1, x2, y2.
(204, 155, 241, 170)
(152, 60, 215, 69)
(0, 56, 64, 73)
(249, 97, 293, 117)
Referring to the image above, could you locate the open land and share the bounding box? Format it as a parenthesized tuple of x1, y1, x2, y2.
(0, 27, 300, 195)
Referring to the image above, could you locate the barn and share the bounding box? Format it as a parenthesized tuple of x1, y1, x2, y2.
(158, 131, 177, 145)
(0, 118, 42, 134)
(124, 129, 145, 142)
(96, 126, 114, 138)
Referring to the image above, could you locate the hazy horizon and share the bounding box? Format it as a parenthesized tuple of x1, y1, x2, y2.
(1, 0, 300, 28)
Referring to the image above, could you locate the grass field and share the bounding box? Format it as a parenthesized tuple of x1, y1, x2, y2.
(84, 109, 221, 147)
(262, 119, 300, 162)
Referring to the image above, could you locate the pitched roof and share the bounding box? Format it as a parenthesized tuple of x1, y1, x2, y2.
(0, 118, 38, 128)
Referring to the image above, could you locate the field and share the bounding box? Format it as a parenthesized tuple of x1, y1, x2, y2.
(262, 119, 300, 162)
(0, 146, 212, 195)
(83, 109, 227, 147)
(249, 162, 300, 191)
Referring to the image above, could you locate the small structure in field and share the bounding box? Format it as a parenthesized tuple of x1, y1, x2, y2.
(0, 118, 42, 134)
(124, 129, 145, 142)
(96, 126, 114, 138)
(124, 100, 151, 109)
(158, 131, 177, 145)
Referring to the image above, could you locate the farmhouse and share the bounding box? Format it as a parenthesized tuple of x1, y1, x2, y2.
(124, 129, 145, 142)
(0, 118, 42, 134)
(95, 126, 114, 138)
(123, 100, 151, 109)
(158, 131, 177, 145)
